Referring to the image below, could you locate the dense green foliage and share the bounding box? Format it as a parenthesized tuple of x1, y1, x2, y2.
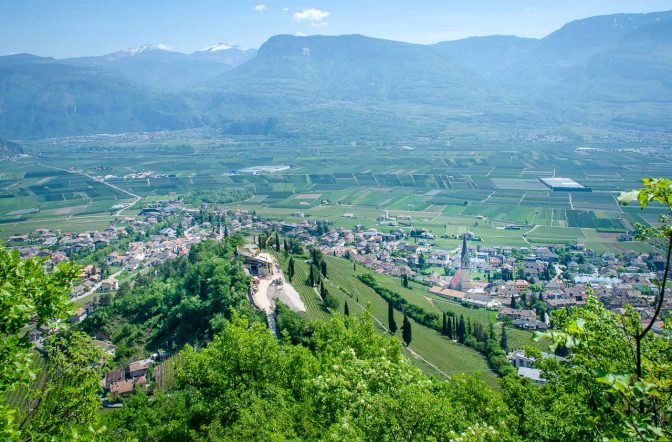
(0, 242, 104, 440)
(80, 236, 264, 362)
(502, 295, 672, 441)
(103, 290, 672, 441)
(102, 314, 514, 441)
(0, 247, 77, 394)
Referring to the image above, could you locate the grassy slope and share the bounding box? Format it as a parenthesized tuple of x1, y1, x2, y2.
(278, 253, 499, 385)
(372, 272, 540, 351)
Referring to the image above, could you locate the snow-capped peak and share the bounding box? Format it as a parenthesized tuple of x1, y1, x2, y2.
(122, 44, 173, 55)
(200, 43, 241, 53)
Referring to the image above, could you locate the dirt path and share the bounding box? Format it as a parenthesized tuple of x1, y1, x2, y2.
(249, 254, 306, 336)
(521, 224, 539, 246)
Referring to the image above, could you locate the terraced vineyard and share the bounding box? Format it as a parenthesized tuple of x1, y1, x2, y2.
(279, 253, 499, 385)
(155, 353, 185, 392)
(4, 352, 49, 420)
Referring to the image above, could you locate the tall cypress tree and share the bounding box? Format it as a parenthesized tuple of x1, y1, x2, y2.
(458, 314, 466, 344)
(466, 318, 472, 337)
(288, 257, 295, 282)
(275, 233, 280, 252)
(489, 322, 496, 341)
(500, 323, 508, 351)
(388, 302, 397, 334)
(344, 301, 350, 317)
(442, 312, 447, 336)
(402, 315, 412, 346)
(475, 323, 484, 341)
(319, 282, 326, 301)
(320, 260, 327, 278)
(315, 265, 321, 286)
(308, 265, 314, 287)
(447, 317, 453, 339)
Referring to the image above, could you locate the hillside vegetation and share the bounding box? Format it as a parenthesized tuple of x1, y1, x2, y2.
(2, 215, 672, 440)
(80, 238, 264, 364)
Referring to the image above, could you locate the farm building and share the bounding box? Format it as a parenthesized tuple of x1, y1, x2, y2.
(539, 177, 591, 191)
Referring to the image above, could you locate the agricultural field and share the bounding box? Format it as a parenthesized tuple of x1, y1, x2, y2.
(566, 210, 627, 232)
(2, 133, 667, 256)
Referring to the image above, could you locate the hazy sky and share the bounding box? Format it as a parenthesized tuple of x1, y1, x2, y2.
(2, 0, 672, 57)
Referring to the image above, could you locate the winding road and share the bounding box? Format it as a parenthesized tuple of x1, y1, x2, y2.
(39, 164, 142, 215)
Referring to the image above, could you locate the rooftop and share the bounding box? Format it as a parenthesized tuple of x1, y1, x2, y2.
(540, 177, 588, 190)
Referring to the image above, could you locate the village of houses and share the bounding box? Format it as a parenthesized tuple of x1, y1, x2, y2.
(6, 203, 670, 400)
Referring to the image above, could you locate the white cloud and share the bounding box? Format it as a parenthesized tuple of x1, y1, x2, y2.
(295, 32, 307, 37)
(156, 44, 172, 51)
(293, 8, 330, 23)
(254, 4, 267, 12)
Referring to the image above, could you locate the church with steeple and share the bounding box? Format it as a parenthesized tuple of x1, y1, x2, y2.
(460, 234, 470, 269)
(448, 234, 473, 291)
(459, 234, 472, 290)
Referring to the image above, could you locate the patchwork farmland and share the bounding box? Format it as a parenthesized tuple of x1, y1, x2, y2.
(1, 134, 667, 256)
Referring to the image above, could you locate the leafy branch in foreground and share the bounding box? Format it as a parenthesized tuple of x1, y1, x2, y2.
(0, 241, 105, 440)
(531, 177, 672, 440)
(618, 177, 672, 380)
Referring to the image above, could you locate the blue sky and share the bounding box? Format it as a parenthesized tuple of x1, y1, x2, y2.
(1, 0, 672, 57)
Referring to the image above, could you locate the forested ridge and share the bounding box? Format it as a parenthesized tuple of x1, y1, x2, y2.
(79, 237, 263, 364)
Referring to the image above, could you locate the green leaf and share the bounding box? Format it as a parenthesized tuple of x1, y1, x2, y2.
(638, 190, 650, 209)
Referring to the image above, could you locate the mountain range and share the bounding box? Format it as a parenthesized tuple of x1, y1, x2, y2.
(1, 10, 671, 138)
